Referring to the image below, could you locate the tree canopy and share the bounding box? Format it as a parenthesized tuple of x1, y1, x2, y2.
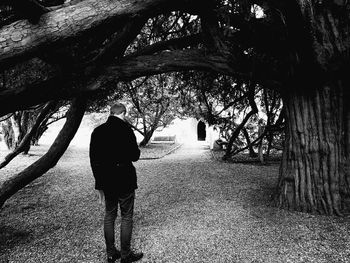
(1, 0, 350, 215)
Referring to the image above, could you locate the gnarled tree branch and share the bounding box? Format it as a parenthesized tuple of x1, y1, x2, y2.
(0, 49, 246, 116)
(0, 97, 86, 209)
(0, 0, 202, 70)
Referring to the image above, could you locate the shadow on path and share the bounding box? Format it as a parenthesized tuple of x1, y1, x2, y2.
(1, 142, 350, 263)
(133, 141, 350, 263)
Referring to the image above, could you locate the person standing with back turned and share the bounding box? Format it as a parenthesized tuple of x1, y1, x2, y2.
(89, 102, 143, 263)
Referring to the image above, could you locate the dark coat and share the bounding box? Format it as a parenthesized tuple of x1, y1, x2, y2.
(89, 116, 140, 195)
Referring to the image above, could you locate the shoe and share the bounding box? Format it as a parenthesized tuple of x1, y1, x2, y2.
(120, 251, 144, 263)
(107, 250, 121, 263)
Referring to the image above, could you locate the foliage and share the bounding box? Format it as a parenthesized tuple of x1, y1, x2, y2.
(126, 12, 201, 55)
(0, 0, 348, 215)
(119, 73, 182, 146)
(175, 70, 284, 157)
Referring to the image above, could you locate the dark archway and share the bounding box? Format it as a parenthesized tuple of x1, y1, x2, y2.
(197, 121, 206, 141)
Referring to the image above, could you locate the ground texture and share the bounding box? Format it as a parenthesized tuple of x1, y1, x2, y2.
(1, 142, 350, 263)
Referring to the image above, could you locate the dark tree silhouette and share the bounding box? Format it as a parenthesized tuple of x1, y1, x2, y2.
(0, 0, 349, 215)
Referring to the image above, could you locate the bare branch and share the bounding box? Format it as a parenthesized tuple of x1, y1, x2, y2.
(228, 130, 268, 157)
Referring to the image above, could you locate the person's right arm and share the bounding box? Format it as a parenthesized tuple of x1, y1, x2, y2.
(121, 124, 140, 162)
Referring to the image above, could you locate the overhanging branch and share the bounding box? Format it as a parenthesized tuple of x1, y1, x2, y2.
(104, 49, 245, 81)
(125, 33, 202, 58)
(0, 0, 202, 70)
(0, 49, 245, 116)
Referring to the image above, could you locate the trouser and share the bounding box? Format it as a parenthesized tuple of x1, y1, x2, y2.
(104, 191, 135, 258)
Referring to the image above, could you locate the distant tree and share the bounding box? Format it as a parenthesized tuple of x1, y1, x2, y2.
(0, 100, 69, 168)
(1, 110, 34, 152)
(177, 71, 262, 157)
(0, 98, 86, 208)
(220, 88, 284, 160)
(120, 73, 181, 146)
(259, 88, 284, 157)
(177, 71, 250, 124)
(1, 116, 15, 149)
(0, 101, 58, 169)
(177, 70, 284, 160)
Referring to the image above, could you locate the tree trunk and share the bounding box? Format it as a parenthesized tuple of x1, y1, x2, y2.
(32, 125, 48, 145)
(274, 0, 350, 215)
(258, 121, 265, 164)
(0, 98, 86, 209)
(258, 142, 264, 164)
(0, 101, 57, 169)
(19, 111, 31, 154)
(276, 83, 349, 215)
(266, 133, 273, 157)
(242, 127, 257, 157)
(1, 119, 15, 150)
(343, 81, 350, 212)
(224, 85, 258, 159)
(139, 131, 153, 147)
(11, 115, 21, 148)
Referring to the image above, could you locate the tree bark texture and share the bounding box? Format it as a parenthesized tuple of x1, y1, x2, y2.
(273, 1, 350, 215)
(0, 0, 200, 69)
(276, 83, 349, 215)
(0, 98, 86, 209)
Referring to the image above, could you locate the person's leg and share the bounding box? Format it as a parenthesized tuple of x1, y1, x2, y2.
(104, 194, 119, 259)
(119, 191, 135, 259)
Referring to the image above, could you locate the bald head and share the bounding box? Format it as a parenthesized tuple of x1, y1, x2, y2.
(110, 102, 126, 117)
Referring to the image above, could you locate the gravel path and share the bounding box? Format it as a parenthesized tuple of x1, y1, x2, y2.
(1, 142, 350, 263)
(134, 142, 350, 263)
